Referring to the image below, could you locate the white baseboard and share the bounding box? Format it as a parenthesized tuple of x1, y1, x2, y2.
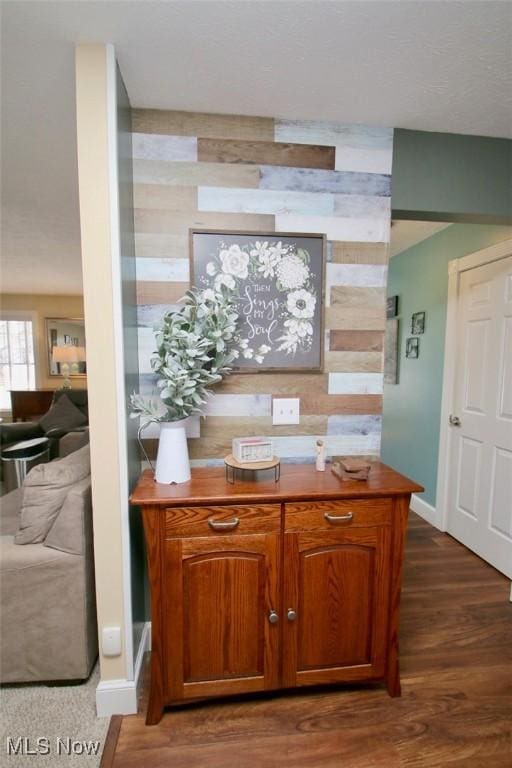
(410, 493, 441, 530)
(95, 621, 151, 717)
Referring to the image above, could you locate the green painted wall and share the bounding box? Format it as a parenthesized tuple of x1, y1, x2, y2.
(392, 129, 512, 224)
(381, 224, 512, 506)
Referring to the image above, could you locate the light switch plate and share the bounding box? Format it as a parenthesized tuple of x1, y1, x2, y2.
(272, 397, 300, 425)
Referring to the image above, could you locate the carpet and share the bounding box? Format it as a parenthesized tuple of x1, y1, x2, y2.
(0, 663, 110, 767)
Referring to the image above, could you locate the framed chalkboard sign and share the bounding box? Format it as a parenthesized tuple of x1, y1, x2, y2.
(190, 230, 325, 372)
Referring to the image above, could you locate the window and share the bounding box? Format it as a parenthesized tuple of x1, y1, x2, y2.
(0, 318, 36, 410)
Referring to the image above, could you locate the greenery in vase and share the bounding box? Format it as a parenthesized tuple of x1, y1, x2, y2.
(130, 284, 268, 423)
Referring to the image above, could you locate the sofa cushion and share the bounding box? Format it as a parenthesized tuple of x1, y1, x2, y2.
(44, 476, 92, 555)
(0, 488, 23, 536)
(14, 444, 90, 545)
(39, 393, 87, 434)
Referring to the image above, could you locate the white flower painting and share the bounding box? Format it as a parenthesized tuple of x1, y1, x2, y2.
(192, 231, 324, 370)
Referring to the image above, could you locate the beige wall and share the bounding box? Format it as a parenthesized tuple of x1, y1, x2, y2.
(76, 44, 131, 686)
(0, 293, 85, 391)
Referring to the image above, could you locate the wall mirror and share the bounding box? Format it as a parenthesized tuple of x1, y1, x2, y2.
(46, 318, 87, 377)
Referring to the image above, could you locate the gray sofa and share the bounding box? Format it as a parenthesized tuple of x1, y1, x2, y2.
(0, 439, 98, 683)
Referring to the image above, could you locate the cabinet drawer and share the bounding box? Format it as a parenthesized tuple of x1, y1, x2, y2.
(285, 498, 392, 531)
(165, 504, 281, 538)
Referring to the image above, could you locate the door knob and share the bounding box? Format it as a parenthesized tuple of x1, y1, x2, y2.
(268, 610, 279, 624)
(449, 415, 461, 427)
(287, 609, 297, 621)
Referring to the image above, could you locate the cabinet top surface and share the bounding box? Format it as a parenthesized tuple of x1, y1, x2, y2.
(130, 462, 423, 507)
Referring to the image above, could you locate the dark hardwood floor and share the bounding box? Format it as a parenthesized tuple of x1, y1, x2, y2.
(103, 514, 512, 768)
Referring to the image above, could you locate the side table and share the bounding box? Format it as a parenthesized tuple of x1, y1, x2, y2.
(1, 437, 50, 490)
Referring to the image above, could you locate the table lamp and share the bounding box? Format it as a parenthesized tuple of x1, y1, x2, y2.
(52, 346, 85, 389)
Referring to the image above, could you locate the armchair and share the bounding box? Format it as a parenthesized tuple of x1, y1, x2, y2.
(1, 390, 88, 463)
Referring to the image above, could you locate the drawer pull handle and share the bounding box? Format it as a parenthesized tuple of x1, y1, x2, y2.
(208, 517, 240, 531)
(324, 511, 353, 523)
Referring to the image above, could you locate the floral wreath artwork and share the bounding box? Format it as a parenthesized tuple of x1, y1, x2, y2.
(191, 231, 325, 371)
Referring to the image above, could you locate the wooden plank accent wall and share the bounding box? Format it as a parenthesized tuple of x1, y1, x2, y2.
(132, 109, 392, 464)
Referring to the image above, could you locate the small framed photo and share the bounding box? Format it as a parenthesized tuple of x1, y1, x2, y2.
(411, 311, 425, 335)
(386, 295, 398, 318)
(63, 334, 71, 344)
(406, 337, 419, 359)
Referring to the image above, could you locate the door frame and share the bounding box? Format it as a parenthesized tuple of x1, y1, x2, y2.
(436, 238, 512, 532)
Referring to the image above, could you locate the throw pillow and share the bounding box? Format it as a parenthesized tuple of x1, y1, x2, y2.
(14, 444, 91, 544)
(44, 476, 92, 555)
(39, 393, 87, 434)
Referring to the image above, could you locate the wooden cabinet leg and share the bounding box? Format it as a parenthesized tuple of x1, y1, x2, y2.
(145, 649, 165, 724)
(385, 643, 401, 697)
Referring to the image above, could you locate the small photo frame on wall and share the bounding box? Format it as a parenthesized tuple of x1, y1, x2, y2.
(405, 337, 419, 359)
(63, 334, 71, 344)
(411, 311, 425, 335)
(190, 230, 325, 372)
(386, 295, 398, 319)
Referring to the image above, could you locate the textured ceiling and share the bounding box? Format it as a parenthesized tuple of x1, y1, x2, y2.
(2, 1, 511, 294)
(390, 222, 452, 258)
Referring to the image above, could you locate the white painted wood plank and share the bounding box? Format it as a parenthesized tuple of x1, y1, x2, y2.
(136, 257, 190, 282)
(328, 372, 384, 395)
(260, 165, 391, 196)
(132, 133, 197, 162)
(205, 393, 272, 417)
(275, 214, 390, 243)
(198, 187, 334, 216)
(275, 120, 393, 150)
(327, 415, 382, 435)
(270, 433, 381, 458)
(335, 147, 393, 175)
(334, 194, 390, 219)
(198, 187, 389, 220)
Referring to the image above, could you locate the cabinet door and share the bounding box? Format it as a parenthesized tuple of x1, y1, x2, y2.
(164, 533, 280, 701)
(282, 526, 391, 688)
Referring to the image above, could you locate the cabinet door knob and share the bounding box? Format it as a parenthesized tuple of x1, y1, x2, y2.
(268, 610, 279, 624)
(287, 609, 297, 621)
(208, 517, 240, 531)
(324, 511, 353, 523)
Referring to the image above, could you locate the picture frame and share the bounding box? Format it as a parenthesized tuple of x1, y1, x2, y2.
(411, 311, 425, 335)
(405, 337, 419, 359)
(63, 334, 71, 344)
(190, 229, 326, 372)
(386, 295, 398, 319)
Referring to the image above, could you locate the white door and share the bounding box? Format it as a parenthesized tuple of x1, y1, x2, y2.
(447, 254, 512, 577)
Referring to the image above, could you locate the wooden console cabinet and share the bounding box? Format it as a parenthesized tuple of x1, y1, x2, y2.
(131, 462, 422, 725)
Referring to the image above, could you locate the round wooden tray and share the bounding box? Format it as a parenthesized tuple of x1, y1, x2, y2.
(224, 454, 280, 483)
(224, 454, 280, 471)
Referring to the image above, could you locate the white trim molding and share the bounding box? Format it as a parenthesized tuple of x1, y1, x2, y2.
(435, 238, 512, 532)
(96, 622, 151, 717)
(410, 494, 440, 529)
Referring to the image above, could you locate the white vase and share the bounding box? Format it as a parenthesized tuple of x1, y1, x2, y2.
(155, 420, 191, 484)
